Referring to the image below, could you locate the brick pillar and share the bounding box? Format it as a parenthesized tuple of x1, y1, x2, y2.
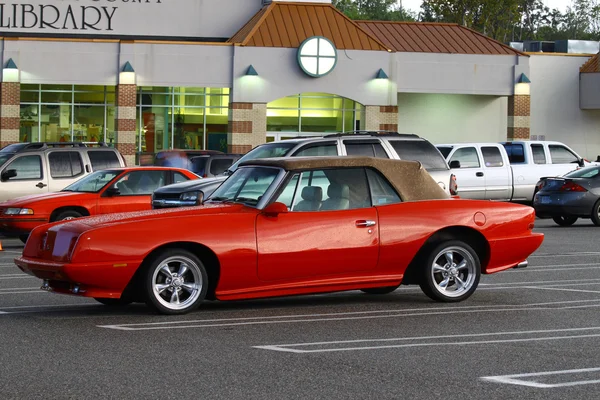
(228, 102, 266, 154)
(363, 105, 398, 132)
(507, 95, 530, 140)
(0, 82, 20, 148)
(115, 84, 137, 166)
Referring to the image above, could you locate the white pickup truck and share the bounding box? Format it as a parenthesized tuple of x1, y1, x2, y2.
(436, 141, 586, 202)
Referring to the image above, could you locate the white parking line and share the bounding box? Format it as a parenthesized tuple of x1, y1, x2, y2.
(530, 252, 600, 258)
(254, 327, 600, 353)
(524, 286, 600, 295)
(481, 278, 600, 286)
(97, 299, 600, 331)
(481, 367, 600, 388)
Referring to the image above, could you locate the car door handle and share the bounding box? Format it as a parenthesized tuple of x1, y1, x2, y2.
(476, 172, 484, 177)
(36, 182, 47, 189)
(356, 220, 376, 227)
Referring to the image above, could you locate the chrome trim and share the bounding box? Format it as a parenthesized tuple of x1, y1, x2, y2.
(514, 260, 528, 269)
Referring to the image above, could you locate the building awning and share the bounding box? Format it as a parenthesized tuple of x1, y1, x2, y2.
(228, 2, 390, 51)
(581, 53, 599, 72)
(356, 21, 526, 56)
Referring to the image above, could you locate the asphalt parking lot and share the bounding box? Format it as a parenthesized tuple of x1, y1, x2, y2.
(1, 219, 600, 399)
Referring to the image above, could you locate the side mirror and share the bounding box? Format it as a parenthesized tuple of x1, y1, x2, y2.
(262, 202, 289, 216)
(105, 186, 120, 197)
(579, 159, 585, 168)
(449, 160, 461, 169)
(0, 169, 17, 182)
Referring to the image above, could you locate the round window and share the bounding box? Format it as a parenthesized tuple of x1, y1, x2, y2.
(297, 36, 337, 78)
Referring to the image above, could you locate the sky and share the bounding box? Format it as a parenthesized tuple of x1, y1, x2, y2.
(400, 0, 571, 14)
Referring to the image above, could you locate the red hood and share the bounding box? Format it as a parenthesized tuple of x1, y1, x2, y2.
(0, 191, 95, 207)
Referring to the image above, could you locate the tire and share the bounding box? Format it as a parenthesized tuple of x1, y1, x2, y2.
(360, 286, 399, 295)
(53, 210, 83, 222)
(19, 234, 29, 245)
(591, 200, 600, 227)
(418, 240, 481, 302)
(94, 297, 132, 307)
(143, 249, 208, 315)
(552, 215, 578, 226)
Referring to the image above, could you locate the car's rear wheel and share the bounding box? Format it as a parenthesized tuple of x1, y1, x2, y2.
(143, 249, 208, 315)
(419, 241, 481, 302)
(94, 297, 132, 307)
(591, 200, 600, 226)
(53, 210, 83, 222)
(360, 286, 399, 295)
(552, 215, 578, 226)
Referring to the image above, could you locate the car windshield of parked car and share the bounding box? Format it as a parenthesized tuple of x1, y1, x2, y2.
(207, 167, 280, 207)
(62, 170, 121, 193)
(225, 142, 297, 175)
(565, 166, 600, 179)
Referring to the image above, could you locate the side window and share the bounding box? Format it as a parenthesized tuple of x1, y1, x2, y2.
(274, 173, 300, 209)
(48, 152, 83, 178)
(449, 147, 480, 168)
(3, 155, 42, 180)
(531, 144, 546, 164)
(481, 147, 504, 167)
(114, 171, 166, 195)
(502, 143, 525, 163)
(210, 159, 234, 176)
(366, 169, 401, 205)
(344, 141, 389, 158)
(291, 168, 370, 212)
(88, 151, 121, 170)
(549, 145, 579, 164)
(293, 144, 338, 157)
(389, 140, 448, 170)
(173, 172, 190, 184)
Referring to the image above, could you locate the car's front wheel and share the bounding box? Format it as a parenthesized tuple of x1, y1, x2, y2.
(552, 215, 578, 226)
(419, 241, 481, 302)
(143, 249, 208, 315)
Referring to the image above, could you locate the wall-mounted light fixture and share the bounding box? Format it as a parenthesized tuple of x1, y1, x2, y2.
(245, 65, 259, 76)
(515, 73, 531, 95)
(375, 68, 389, 79)
(119, 61, 136, 85)
(2, 58, 19, 83)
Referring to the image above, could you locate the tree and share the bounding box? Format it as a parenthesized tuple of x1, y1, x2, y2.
(332, 0, 416, 21)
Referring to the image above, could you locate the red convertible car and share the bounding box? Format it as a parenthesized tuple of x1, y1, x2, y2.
(15, 157, 544, 315)
(0, 166, 198, 242)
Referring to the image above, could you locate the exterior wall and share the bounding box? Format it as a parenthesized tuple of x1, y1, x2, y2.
(395, 53, 528, 96)
(363, 106, 398, 131)
(580, 73, 600, 109)
(115, 84, 137, 166)
(0, 82, 20, 148)
(530, 54, 600, 159)
(228, 103, 267, 153)
(232, 47, 396, 106)
(396, 93, 508, 144)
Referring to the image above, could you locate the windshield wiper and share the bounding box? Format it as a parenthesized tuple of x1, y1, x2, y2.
(233, 197, 259, 205)
(206, 196, 233, 203)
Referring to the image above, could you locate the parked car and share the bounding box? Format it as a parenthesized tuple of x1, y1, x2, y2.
(15, 156, 543, 315)
(0, 166, 198, 243)
(533, 165, 600, 226)
(153, 149, 223, 170)
(437, 141, 586, 202)
(189, 154, 242, 178)
(0, 142, 126, 202)
(152, 131, 457, 209)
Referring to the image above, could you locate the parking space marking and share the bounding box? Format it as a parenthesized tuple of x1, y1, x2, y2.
(97, 299, 600, 331)
(481, 367, 600, 388)
(481, 278, 600, 287)
(530, 252, 600, 258)
(524, 286, 600, 295)
(0, 303, 98, 314)
(254, 327, 600, 353)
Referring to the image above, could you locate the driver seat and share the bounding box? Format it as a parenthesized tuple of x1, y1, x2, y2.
(295, 186, 322, 211)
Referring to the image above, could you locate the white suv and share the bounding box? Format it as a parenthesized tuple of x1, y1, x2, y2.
(0, 142, 126, 202)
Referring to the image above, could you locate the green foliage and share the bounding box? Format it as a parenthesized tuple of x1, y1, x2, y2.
(332, 0, 416, 21)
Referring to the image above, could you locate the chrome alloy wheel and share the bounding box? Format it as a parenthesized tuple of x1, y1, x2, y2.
(430, 246, 477, 298)
(151, 256, 203, 311)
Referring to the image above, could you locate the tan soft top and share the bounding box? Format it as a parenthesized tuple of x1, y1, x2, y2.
(240, 156, 449, 201)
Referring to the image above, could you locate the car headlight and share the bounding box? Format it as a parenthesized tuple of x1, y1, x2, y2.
(180, 191, 201, 202)
(5, 208, 34, 215)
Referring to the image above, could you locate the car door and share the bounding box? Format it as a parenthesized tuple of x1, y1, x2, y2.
(256, 167, 379, 282)
(480, 146, 512, 201)
(0, 154, 49, 201)
(46, 151, 85, 192)
(547, 144, 581, 176)
(96, 170, 167, 214)
(447, 146, 486, 199)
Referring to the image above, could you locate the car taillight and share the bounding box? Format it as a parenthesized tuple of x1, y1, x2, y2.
(560, 182, 587, 192)
(449, 174, 458, 195)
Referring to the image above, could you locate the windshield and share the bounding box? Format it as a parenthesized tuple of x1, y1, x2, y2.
(62, 170, 121, 193)
(207, 167, 281, 207)
(389, 140, 449, 171)
(565, 166, 600, 179)
(226, 142, 297, 174)
(0, 153, 13, 168)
